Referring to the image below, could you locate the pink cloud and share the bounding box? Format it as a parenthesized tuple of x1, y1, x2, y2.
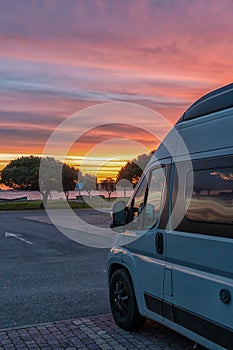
(0, 0, 232, 161)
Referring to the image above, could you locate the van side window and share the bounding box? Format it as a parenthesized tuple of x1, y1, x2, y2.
(130, 175, 148, 228)
(144, 167, 166, 230)
(129, 166, 166, 230)
(186, 167, 233, 224)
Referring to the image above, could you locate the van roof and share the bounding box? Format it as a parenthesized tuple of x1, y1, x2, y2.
(176, 83, 233, 124)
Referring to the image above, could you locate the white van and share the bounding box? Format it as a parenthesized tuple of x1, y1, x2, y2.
(108, 83, 233, 350)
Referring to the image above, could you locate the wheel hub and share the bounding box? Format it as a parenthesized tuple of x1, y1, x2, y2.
(115, 294, 122, 306)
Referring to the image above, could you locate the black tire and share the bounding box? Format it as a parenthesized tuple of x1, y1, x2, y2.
(109, 269, 145, 331)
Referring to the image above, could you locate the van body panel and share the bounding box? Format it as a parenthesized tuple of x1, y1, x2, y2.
(154, 124, 181, 160)
(121, 244, 165, 323)
(122, 228, 166, 314)
(168, 231, 233, 329)
(108, 84, 233, 350)
(118, 159, 171, 319)
(176, 109, 233, 156)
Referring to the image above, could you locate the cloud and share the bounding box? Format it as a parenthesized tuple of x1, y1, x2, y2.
(0, 0, 232, 166)
(76, 123, 159, 148)
(1, 0, 232, 78)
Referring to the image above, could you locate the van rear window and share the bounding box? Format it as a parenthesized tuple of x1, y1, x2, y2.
(186, 167, 233, 224)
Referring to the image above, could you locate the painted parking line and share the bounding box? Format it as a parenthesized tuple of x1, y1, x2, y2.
(4, 232, 33, 245)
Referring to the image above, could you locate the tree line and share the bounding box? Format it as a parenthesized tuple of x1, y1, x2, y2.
(0, 152, 154, 204)
(0, 156, 96, 206)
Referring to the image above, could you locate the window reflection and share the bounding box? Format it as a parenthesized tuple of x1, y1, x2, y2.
(129, 167, 166, 231)
(144, 167, 165, 229)
(186, 167, 233, 224)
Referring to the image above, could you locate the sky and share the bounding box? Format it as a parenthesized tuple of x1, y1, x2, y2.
(0, 0, 233, 180)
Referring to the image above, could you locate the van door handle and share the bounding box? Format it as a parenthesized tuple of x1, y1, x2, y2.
(156, 232, 163, 255)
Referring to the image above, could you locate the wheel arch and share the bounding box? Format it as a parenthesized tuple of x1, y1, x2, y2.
(108, 252, 142, 315)
(108, 262, 145, 330)
(108, 263, 134, 287)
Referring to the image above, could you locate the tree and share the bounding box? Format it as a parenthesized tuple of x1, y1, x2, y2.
(116, 179, 133, 198)
(82, 174, 97, 197)
(0, 156, 40, 190)
(39, 157, 63, 205)
(0, 156, 79, 206)
(62, 164, 79, 200)
(116, 152, 153, 187)
(100, 177, 116, 200)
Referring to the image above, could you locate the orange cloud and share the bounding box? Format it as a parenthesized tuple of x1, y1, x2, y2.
(0, 0, 232, 178)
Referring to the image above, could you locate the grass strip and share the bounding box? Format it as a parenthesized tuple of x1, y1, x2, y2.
(0, 198, 129, 211)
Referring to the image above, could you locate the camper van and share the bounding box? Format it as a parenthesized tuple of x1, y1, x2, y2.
(108, 83, 233, 350)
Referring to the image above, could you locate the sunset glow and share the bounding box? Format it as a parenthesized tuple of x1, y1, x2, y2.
(0, 0, 232, 181)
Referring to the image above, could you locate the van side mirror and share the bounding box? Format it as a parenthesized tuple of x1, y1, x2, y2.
(110, 201, 126, 228)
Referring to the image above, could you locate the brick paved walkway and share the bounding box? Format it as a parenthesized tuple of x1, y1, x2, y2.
(0, 314, 206, 350)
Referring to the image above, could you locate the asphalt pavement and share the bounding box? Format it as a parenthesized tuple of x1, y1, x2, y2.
(0, 209, 111, 329)
(0, 209, 207, 350)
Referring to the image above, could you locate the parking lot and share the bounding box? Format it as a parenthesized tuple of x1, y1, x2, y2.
(0, 209, 206, 349)
(0, 210, 110, 329)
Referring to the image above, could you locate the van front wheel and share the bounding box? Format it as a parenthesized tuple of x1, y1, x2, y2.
(109, 269, 145, 330)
